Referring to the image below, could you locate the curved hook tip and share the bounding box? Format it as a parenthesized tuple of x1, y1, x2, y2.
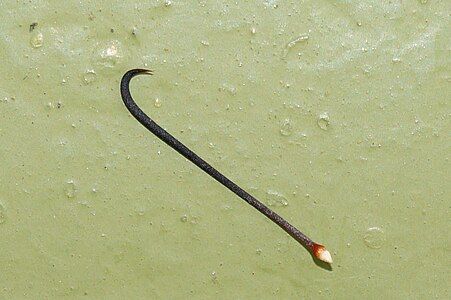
(134, 68, 153, 75)
(124, 69, 154, 80)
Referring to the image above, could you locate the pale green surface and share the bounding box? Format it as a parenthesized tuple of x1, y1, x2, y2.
(0, 1, 449, 299)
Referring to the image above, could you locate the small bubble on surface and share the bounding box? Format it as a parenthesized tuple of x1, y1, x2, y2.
(83, 70, 97, 84)
(154, 98, 162, 108)
(0, 202, 5, 224)
(189, 216, 199, 225)
(30, 32, 43, 48)
(65, 180, 77, 199)
(266, 190, 289, 207)
(317, 112, 330, 130)
(45, 101, 63, 110)
(263, 0, 279, 8)
(211, 271, 218, 283)
(221, 204, 232, 211)
(363, 227, 385, 249)
(96, 40, 122, 68)
(219, 83, 237, 96)
(279, 118, 293, 136)
(180, 214, 188, 223)
(135, 208, 146, 216)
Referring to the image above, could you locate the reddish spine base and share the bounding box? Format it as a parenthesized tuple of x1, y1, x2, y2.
(312, 243, 326, 260)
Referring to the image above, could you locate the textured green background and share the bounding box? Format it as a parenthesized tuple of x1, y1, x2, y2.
(0, 1, 449, 299)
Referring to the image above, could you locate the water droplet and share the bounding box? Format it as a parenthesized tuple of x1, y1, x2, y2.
(266, 190, 289, 207)
(363, 227, 385, 249)
(96, 40, 122, 68)
(83, 69, 97, 84)
(221, 204, 232, 211)
(180, 214, 188, 223)
(30, 32, 43, 48)
(419, 0, 428, 3)
(45, 101, 63, 110)
(65, 180, 77, 199)
(189, 216, 199, 224)
(219, 83, 237, 96)
(0, 202, 6, 224)
(279, 118, 293, 136)
(164, 0, 172, 6)
(317, 112, 330, 130)
(154, 98, 162, 108)
(263, 0, 279, 9)
(211, 271, 218, 283)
